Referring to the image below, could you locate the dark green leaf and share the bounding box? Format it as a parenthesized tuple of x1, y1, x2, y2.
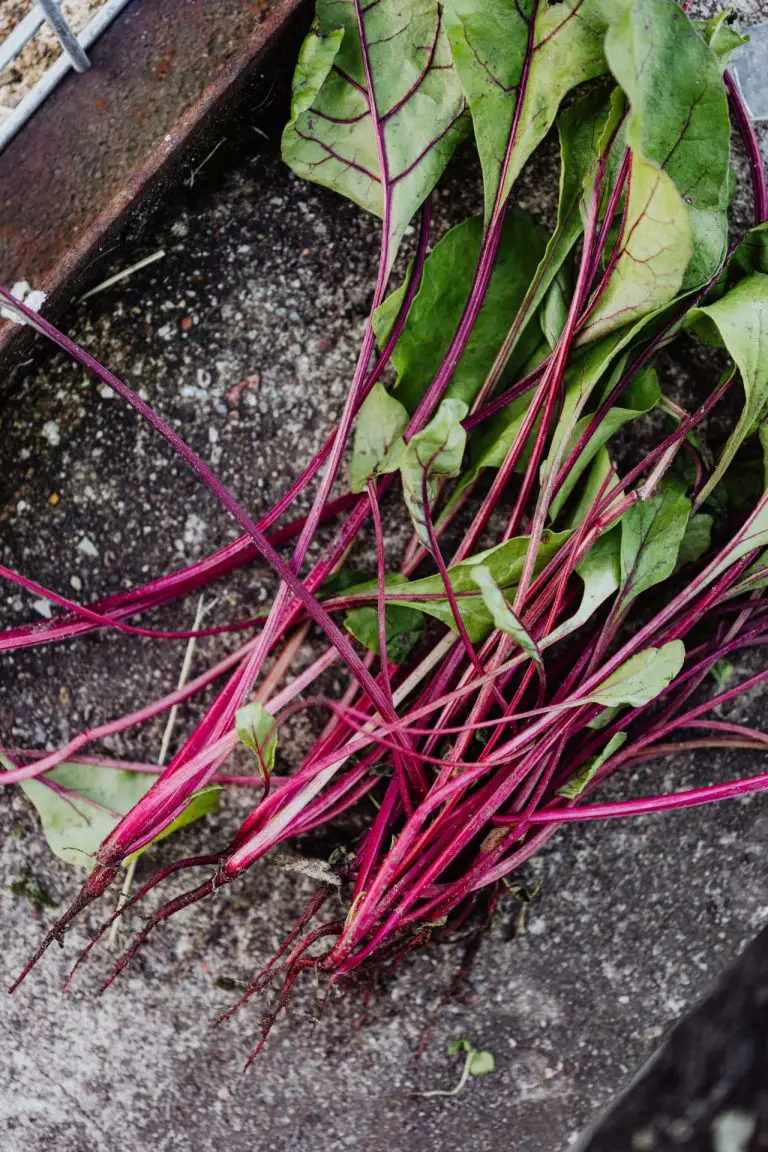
(373, 210, 548, 414)
(687, 274, 768, 504)
(728, 222, 768, 283)
(618, 486, 691, 606)
(676, 513, 713, 568)
(540, 264, 571, 351)
(344, 603, 425, 664)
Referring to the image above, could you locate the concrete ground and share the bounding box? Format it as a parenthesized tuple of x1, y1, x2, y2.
(2, 3, 768, 1149)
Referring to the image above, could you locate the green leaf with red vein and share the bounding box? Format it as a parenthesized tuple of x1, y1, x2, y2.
(617, 485, 691, 609)
(281, 0, 468, 272)
(605, 0, 731, 289)
(443, 0, 626, 224)
(578, 153, 693, 343)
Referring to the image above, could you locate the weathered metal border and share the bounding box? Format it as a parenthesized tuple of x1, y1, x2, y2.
(0, 0, 309, 370)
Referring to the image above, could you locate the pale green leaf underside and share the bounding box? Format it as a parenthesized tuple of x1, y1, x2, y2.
(579, 153, 693, 344)
(558, 731, 627, 798)
(471, 564, 543, 670)
(587, 640, 685, 707)
(548, 528, 621, 645)
(343, 530, 570, 643)
(281, 0, 468, 271)
(237, 701, 278, 783)
(19, 762, 151, 872)
(349, 381, 409, 493)
(401, 398, 468, 545)
(16, 763, 219, 873)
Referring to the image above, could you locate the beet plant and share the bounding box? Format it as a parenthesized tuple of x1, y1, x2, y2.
(3, 0, 768, 1062)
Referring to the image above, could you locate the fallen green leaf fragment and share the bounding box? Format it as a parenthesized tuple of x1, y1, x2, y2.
(415, 1038, 496, 1098)
(711, 659, 735, 689)
(18, 761, 151, 873)
(8, 754, 221, 873)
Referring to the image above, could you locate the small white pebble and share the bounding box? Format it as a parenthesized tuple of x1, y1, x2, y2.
(217, 1086, 231, 1102)
(42, 421, 60, 447)
(77, 537, 99, 559)
(32, 599, 52, 619)
(70, 575, 83, 592)
(712, 1110, 757, 1152)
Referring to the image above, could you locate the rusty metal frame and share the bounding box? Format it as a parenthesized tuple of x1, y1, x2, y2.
(0, 0, 309, 370)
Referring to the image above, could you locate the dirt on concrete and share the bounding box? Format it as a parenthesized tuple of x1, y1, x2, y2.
(2, 3, 768, 1150)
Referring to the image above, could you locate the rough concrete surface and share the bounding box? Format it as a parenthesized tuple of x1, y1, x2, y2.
(579, 923, 768, 1151)
(2, 3, 768, 1150)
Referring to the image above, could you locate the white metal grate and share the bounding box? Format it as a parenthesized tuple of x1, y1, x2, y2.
(0, 0, 134, 155)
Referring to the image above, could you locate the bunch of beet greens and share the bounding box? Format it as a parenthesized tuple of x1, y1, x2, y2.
(4, 0, 768, 1059)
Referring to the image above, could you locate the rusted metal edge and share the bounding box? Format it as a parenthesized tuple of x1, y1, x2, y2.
(0, 0, 309, 372)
